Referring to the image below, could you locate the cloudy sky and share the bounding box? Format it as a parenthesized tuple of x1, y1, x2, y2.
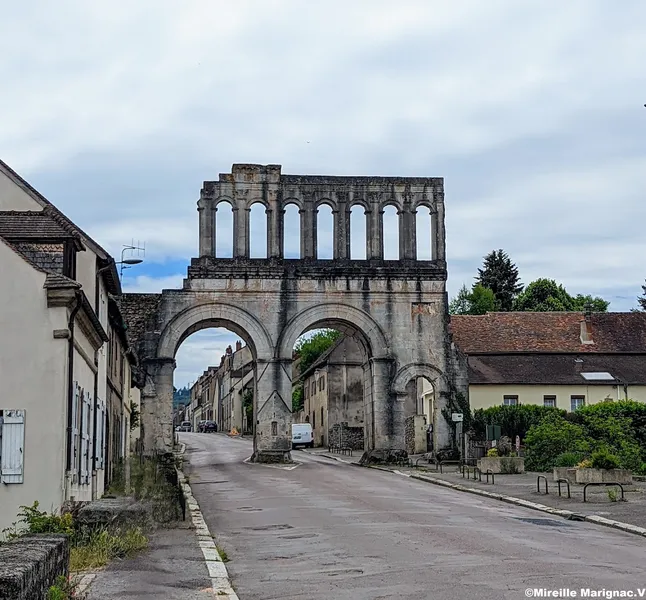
(2, 0, 645, 387)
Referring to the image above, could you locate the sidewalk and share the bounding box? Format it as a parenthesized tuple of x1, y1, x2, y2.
(84, 520, 213, 599)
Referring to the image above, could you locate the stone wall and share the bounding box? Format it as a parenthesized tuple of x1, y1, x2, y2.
(405, 414, 428, 455)
(329, 422, 364, 450)
(0, 534, 69, 600)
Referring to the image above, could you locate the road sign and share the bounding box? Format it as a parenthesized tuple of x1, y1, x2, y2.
(451, 413, 463, 422)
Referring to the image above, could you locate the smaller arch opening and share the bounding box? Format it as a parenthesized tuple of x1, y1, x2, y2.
(382, 205, 399, 260)
(283, 203, 301, 259)
(416, 206, 433, 260)
(350, 205, 367, 260)
(215, 201, 234, 258)
(316, 203, 334, 260)
(249, 202, 268, 258)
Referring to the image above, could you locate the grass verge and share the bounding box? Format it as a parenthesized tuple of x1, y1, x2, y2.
(70, 526, 148, 571)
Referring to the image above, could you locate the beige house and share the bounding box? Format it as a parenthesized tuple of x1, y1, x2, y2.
(0, 159, 139, 533)
(449, 311, 646, 412)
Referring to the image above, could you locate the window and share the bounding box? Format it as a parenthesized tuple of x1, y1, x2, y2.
(312, 412, 316, 429)
(0, 409, 26, 484)
(571, 396, 585, 411)
(311, 382, 316, 396)
(321, 377, 325, 391)
(503, 395, 518, 406)
(320, 407, 324, 425)
(543, 395, 557, 408)
(271, 421, 278, 436)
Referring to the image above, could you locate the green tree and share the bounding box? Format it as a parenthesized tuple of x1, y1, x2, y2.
(475, 249, 523, 311)
(449, 284, 472, 315)
(448, 283, 496, 315)
(294, 329, 341, 375)
(469, 284, 497, 315)
(513, 278, 609, 312)
(292, 386, 304, 413)
(638, 279, 646, 311)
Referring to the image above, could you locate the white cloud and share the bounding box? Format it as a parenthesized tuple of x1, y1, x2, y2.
(3, 0, 646, 385)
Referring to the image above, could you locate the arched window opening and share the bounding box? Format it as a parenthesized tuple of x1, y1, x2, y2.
(215, 202, 233, 258)
(416, 206, 433, 260)
(383, 205, 399, 260)
(317, 204, 333, 259)
(283, 203, 301, 258)
(350, 205, 367, 259)
(249, 203, 268, 258)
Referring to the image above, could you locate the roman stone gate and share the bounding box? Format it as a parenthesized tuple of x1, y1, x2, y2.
(121, 164, 467, 463)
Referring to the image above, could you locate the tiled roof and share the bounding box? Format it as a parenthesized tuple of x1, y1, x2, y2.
(450, 312, 646, 354)
(44, 273, 81, 289)
(468, 353, 646, 385)
(0, 210, 82, 243)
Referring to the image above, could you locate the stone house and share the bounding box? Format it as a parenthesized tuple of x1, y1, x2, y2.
(298, 336, 365, 449)
(0, 159, 140, 533)
(449, 311, 646, 412)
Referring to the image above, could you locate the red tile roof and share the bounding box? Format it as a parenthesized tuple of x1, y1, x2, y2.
(450, 312, 646, 354)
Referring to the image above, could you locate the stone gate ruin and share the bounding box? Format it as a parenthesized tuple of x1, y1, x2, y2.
(120, 164, 467, 463)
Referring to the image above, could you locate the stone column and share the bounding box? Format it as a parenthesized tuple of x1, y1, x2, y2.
(434, 190, 445, 262)
(198, 200, 214, 258)
(140, 357, 176, 456)
(268, 206, 281, 258)
(253, 358, 293, 463)
(332, 209, 341, 259)
(370, 358, 405, 450)
(362, 361, 374, 450)
(367, 209, 382, 260)
(400, 209, 416, 260)
(433, 378, 451, 452)
(303, 205, 316, 259)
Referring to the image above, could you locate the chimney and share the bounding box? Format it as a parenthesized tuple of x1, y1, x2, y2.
(580, 315, 594, 345)
(236, 340, 242, 352)
(226, 345, 233, 355)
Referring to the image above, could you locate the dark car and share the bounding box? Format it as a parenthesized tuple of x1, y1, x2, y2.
(203, 420, 217, 433)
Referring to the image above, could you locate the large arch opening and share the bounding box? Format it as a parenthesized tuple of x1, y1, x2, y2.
(350, 205, 367, 260)
(415, 206, 433, 260)
(249, 202, 268, 258)
(283, 203, 301, 258)
(316, 203, 334, 259)
(382, 205, 399, 260)
(174, 327, 255, 437)
(281, 304, 390, 453)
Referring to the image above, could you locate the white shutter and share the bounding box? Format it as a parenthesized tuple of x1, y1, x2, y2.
(96, 402, 104, 470)
(1, 409, 25, 484)
(81, 391, 91, 485)
(71, 384, 80, 482)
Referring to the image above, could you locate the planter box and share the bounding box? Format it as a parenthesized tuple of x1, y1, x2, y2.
(477, 456, 524, 474)
(575, 468, 633, 485)
(553, 467, 577, 484)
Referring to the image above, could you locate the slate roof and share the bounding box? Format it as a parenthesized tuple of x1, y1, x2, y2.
(450, 312, 646, 354)
(468, 353, 646, 386)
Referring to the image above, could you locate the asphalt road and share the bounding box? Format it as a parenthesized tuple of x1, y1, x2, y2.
(181, 433, 646, 600)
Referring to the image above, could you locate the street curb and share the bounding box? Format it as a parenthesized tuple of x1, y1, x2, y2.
(177, 470, 240, 599)
(369, 467, 646, 539)
(301, 449, 353, 464)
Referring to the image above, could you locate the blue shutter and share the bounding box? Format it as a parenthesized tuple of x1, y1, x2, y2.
(1, 409, 25, 484)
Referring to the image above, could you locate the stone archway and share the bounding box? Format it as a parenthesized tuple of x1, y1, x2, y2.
(121, 163, 467, 463)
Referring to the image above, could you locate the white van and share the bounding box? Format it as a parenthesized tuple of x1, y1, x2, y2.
(291, 423, 314, 449)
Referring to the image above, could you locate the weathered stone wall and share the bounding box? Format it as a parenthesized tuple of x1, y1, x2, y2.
(118, 164, 466, 463)
(0, 534, 69, 600)
(329, 422, 364, 450)
(405, 415, 416, 455)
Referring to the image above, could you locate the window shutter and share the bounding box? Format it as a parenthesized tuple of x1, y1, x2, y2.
(81, 391, 91, 484)
(96, 402, 104, 470)
(1, 409, 25, 484)
(71, 384, 80, 482)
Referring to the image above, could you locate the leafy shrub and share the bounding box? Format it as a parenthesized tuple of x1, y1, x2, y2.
(470, 405, 566, 441)
(3, 502, 73, 541)
(577, 459, 593, 469)
(553, 452, 586, 468)
(487, 448, 499, 457)
(523, 414, 591, 472)
(590, 450, 621, 470)
(499, 457, 520, 474)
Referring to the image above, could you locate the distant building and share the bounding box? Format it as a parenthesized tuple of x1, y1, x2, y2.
(298, 336, 365, 449)
(450, 312, 646, 412)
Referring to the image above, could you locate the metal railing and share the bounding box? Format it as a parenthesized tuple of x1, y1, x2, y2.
(536, 475, 549, 494)
(583, 482, 625, 503)
(556, 478, 571, 499)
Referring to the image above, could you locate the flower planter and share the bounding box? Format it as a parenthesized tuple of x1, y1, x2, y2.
(575, 468, 633, 485)
(553, 467, 577, 484)
(477, 456, 524, 474)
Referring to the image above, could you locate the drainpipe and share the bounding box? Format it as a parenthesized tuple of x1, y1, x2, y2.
(66, 292, 82, 472)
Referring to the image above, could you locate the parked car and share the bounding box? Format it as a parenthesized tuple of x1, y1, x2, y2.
(291, 423, 314, 448)
(203, 420, 217, 433)
(179, 421, 192, 432)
